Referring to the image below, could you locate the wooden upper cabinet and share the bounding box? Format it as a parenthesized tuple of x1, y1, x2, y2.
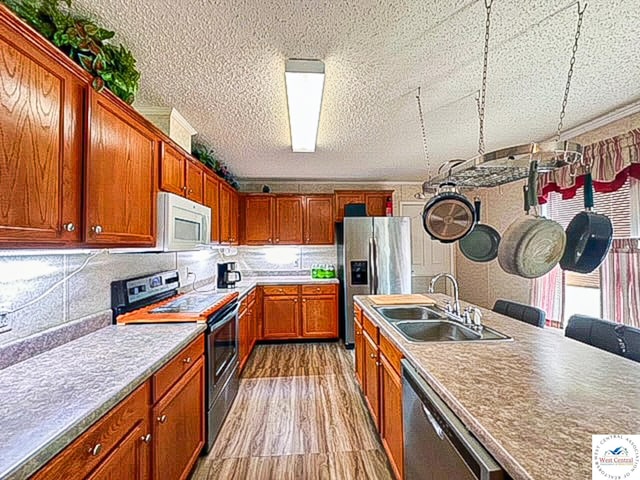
(304, 195, 334, 245)
(244, 195, 274, 245)
(334, 190, 393, 221)
(185, 158, 204, 204)
(365, 192, 390, 217)
(0, 11, 85, 245)
(159, 142, 186, 197)
(203, 173, 220, 243)
(219, 183, 239, 244)
(335, 192, 365, 222)
(274, 196, 303, 245)
(153, 355, 205, 480)
(85, 90, 158, 246)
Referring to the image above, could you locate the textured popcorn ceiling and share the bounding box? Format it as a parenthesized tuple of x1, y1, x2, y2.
(75, 0, 640, 181)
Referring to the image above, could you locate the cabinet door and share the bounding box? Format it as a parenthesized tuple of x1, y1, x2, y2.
(185, 158, 204, 203)
(86, 420, 150, 480)
(203, 173, 220, 243)
(229, 188, 239, 245)
(238, 306, 248, 370)
(301, 295, 338, 338)
(244, 195, 273, 245)
(354, 319, 365, 389)
(153, 356, 205, 480)
(262, 295, 299, 339)
(219, 184, 231, 243)
(159, 142, 186, 196)
(363, 331, 380, 428)
(0, 18, 83, 244)
(274, 196, 303, 245)
(365, 193, 389, 217)
(335, 193, 365, 222)
(304, 196, 334, 245)
(85, 91, 157, 246)
(380, 354, 403, 480)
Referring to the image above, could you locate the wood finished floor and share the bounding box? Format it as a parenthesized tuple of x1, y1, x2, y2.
(191, 343, 394, 480)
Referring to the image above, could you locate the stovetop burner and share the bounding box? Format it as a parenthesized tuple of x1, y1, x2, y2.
(150, 293, 230, 314)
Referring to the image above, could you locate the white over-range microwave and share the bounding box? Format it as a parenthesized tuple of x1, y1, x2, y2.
(157, 192, 211, 251)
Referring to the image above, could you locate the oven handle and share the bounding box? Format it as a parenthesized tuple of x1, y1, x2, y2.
(208, 303, 239, 333)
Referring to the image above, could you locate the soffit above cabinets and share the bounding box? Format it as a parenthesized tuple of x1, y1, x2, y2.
(76, 0, 640, 181)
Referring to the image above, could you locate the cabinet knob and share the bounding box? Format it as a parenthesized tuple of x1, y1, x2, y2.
(268, 238, 272, 243)
(294, 299, 298, 303)
(140, 433, 152, 444)
(89, 443, 102, 456)
(91, 225, 103, 235)
(376, 361, 381, 367)
(369, 353, 376, 359)
(302, 299, 306, 303)
(188, 189, 193, 194)
(63, 222, 76, 232)
(183, 356, 192, 364)
(182, 186, 187, 192)
(157, 414, 168, 424)
(316, 288, 321, 292)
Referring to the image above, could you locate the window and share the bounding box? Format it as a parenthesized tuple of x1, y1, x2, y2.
(547, 177, 637, 322)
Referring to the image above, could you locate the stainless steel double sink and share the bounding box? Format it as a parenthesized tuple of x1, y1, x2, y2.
(375, 306, 511, 343)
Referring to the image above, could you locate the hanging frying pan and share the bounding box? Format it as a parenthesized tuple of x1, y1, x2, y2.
(459, 197, 501, 262)
(422, 182, 475, 243)
(559, 172, 613, 273)
(498, 161, 566, 278)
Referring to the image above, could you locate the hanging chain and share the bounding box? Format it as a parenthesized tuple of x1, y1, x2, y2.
(416, 87, 431, 179)
(476, 0, 493, 156)
(556, 2, 587, 141)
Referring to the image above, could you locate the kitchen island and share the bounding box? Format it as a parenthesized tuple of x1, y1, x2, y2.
(355, 294, 640, 480)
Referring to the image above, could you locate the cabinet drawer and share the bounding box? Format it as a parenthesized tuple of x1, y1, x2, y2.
(153, 335, 204, 402)
(32, 382, 150, 480)
(363, 314, 379, 344)
(263, 285, 299, 296)
(379, 331, 403, 376)
(301, 284, 336, 295)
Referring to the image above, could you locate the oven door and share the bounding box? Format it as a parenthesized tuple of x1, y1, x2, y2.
(207, 303, 239, 403)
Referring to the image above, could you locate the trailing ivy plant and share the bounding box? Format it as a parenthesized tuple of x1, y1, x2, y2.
(3, 0, 140, 104)
(192, 144, 239, 190)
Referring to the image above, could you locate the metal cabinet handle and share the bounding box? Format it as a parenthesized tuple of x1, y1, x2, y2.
(157, 414, 168, 424)
(140, 433, 152, 444)
(89, 443, 102, 456)
(422, 404, 445, 440)
(91, 225, 103, 235)
(183, 357, 192, 364)
(63, 222, 75, 232)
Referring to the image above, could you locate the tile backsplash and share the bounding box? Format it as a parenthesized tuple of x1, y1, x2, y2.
(0, 245, 336, 346)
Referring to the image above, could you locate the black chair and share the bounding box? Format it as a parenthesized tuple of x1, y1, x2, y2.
(565, 314, 640, 363)
(492, 299, 546, 328)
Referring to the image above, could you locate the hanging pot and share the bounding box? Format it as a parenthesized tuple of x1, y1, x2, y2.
(459, 197, 501, 262)
(422, 182, 475, 243)
(498, 161, 566, 278)
(559, 172, 613, 273)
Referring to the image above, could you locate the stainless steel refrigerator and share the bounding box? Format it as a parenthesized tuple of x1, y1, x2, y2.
(337, 217, 412, 347)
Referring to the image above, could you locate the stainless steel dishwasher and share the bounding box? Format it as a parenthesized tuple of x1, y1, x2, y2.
(402, 360, 506, 480)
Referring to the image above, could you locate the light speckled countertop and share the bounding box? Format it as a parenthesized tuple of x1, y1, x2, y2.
(355, 294, 640, 480)
(0, 323, 205, 480)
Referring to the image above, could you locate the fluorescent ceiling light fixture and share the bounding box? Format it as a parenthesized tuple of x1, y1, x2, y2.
(285, 59, 325, 153)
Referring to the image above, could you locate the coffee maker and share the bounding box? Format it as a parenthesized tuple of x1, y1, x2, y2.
(217, 262, 242, 288)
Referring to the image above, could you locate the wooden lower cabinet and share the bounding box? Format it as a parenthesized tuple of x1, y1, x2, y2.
(263, 295, 300, 339)
(380, 353, 404, 480)
(33, 335, 205, 480)
(152, 355, 205, 480)
(355, 310, 404, 479)
(262, 284, 338, 340)
(301, 295, 338, 338)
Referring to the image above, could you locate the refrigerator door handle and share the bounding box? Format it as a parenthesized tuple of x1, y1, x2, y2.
(371, 236, 379, 295)
(368, 237, 375, 294)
